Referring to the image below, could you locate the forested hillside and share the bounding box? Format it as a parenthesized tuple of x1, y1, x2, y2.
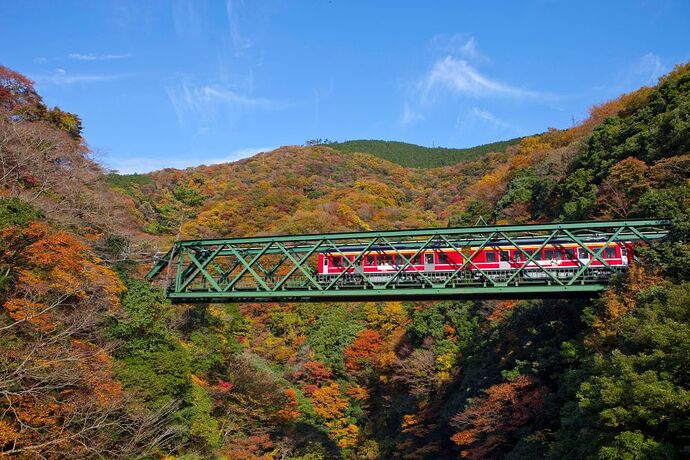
(1, 62, 689, 459)
(329, 138, 523, 168)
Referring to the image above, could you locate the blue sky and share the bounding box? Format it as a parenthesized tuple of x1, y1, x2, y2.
(1, 1, 689, 173)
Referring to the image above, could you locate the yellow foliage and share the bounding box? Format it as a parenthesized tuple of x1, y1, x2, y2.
(364, 302, 408, 335)
(0, 420, 19, 448)
(589, 265, 663, 344)
(311, 382, 348, 420)
(401, 414, 418, 433)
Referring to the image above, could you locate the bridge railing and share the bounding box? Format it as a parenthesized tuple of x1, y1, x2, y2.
(146, 219, 671, 302)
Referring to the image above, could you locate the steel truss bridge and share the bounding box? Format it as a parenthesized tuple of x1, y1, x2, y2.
(147, 219, 671, 303)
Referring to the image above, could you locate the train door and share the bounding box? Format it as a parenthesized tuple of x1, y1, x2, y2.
(499, 250, 510, 270)
(424, 252, 434, 272)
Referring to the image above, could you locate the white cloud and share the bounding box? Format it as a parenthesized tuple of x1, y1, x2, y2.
(420, 56, 549, 100)
(431, 33, 483, 61)
(401, 102, 425, 125)
(468, 107, 517, 131)
(167, 81, 282, 126)
(68, 53, 132, 61)
(104, 146, 276, 174)
(226, 0, 252, 56)
(33, 68, 127, 85)
(636, 53, 666, 84)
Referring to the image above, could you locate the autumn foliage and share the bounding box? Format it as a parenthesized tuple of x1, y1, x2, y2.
(450, 376, 548, 459)
(1, 62, 690, 458)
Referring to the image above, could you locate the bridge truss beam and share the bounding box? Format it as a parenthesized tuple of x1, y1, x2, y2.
(146, 219, 671, 303)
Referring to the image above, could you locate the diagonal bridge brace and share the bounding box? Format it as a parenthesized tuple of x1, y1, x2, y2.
(149, 219, 672, 302)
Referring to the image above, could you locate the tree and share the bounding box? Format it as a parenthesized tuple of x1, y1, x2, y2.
(450, 376, 547, 459)
(344, 329, 383, 373)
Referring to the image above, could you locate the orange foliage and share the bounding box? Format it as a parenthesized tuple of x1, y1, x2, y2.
(487, 300, 519, 322)
(590, 264, 663, 344)
(450, 375, 547, 459)
(311, 382, 348, 420)
(344, 329, 383, 372)
(221, 433, 274, 460)
(400, 414, 418, 433)
(345, 384, 368, 401)
(2, 222, 124, 315)
(466, 163, 511, 203)
(275, 388, 301, 422)
(292, 360, 332, 394)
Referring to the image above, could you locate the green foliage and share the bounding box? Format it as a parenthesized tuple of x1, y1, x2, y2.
(331, 138, 523, 168)
(639, 209, 690, 281)
(187, 383, 222, 448)
(306, 305, 365, 374)
(106, 172, 153, 190)
(559, 64, 690, 219)
(553, 282, 690, 459)
(494, 168, 538, 220)
(407, 301, 477, 351)
(109, 278, 192, 408)
(109, 278, 175, 356)
(0, 197, 42, 230)
(173, 184, 205, 207)
(448, 200, 493, 226)
(116, 347, 192, 409)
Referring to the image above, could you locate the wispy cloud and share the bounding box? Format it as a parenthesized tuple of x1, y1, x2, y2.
(636, 53, 666, 84)
(430, 33, 484, 62)
(104, 146, 276, 174)
(226, 0, 252, 56)
(167, 81, 283, 126)
(68, 53, 132, 61)
(33, 68, 127, 85)
(401, 102, 425, 125)
(420, 56, 550, 100)
(468, 107, 518, 131)
(455, 107, 523, 140)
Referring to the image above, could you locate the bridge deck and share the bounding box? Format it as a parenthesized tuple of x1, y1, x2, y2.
(147, 219, 671, 303)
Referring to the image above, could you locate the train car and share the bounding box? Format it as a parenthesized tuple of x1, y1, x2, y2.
(316, 241, 633, 286)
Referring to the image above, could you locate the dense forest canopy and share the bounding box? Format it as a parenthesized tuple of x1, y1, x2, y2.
(1, 62, 689, 459)
(328, 138, 524, 168)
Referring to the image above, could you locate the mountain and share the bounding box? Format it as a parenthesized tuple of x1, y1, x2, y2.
(329, 138, 524, 168)
(1, 62, 689, 459)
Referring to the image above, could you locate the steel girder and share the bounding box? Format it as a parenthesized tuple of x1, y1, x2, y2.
(146, 219, 671, 303)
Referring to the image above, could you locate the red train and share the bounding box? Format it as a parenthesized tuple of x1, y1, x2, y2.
(316, 240, 633, 285)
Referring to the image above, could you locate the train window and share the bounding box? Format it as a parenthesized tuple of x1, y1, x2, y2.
(324, 257, 328, 266)
(578, 248, 590, 259)
(384, 254, 394, 265)
(565, 248, 576, 259)
(332, 256, 342, 267)
(366, 255, 375, 266)
(438, 253, 450, 264)
(513, 251, 523, 262)
(500, 250, 510, 262)
(533, 250, 542, 261)
(604, 246, 617, 258)
(410, 254, 422, 265)
(485, 252, 497, 262)
(621, 247, 628, 257)
(425, 253, 434, 265)
(393, 254, 403, 265)
(544, 248, 554, 259)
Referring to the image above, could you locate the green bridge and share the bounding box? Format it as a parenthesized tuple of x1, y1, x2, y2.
(146, 219, 671, 303)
